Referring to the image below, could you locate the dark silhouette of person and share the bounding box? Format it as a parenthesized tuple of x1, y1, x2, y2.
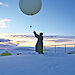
(33, 31, 44, 54)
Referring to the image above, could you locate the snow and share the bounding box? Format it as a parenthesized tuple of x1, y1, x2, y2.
(0, 47, 75, 75)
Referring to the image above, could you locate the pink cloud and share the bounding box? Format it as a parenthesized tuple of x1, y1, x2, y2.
(0, 19, 11, 28)
(4, 4, 8, 7)
(0, 2, 8, 7)
(0, 2, 3, 5)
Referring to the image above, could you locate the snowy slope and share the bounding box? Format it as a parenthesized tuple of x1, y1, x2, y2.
(0, 53, 75, 75)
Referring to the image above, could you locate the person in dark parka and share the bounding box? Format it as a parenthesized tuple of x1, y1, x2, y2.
(33, 31, 44, 54)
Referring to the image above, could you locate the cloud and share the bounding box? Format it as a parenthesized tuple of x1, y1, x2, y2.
(0, 2, 3, 5)
(3, 34, 75, 47)
(50, 39, 72, 43)
(0, 39, 18, 50)
(0, 39, 11, 42)
(10, 34, 33, 38)
(44, 35, 75, 39)
(6, 42, 18, 47)
(4, 4, 8, 7)
(0, 2, 8, 7)
(17, 41, 28, 43)
(0, 19, 11, 28)
(0, 44, 16, 50)
(44, 39, 72, 43)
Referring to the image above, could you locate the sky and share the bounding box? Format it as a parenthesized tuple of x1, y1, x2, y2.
(0, 0, 75, 35)
(0, 0, 75, 48)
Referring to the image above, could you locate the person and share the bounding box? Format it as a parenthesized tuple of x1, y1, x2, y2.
(33, 31, 44, 54)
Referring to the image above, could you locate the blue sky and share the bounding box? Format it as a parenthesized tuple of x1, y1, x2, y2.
(0, 0, 75, 36)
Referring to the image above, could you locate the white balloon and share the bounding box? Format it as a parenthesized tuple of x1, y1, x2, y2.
(19, 0, 42, 15)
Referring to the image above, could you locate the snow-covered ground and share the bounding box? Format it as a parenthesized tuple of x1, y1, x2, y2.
(0, 47, 75, 75)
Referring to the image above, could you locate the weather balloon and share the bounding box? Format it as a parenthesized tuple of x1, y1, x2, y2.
(19, 0, 42, 15)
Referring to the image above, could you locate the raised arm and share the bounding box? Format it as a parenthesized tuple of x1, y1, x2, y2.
(33, 31, 39, 38)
